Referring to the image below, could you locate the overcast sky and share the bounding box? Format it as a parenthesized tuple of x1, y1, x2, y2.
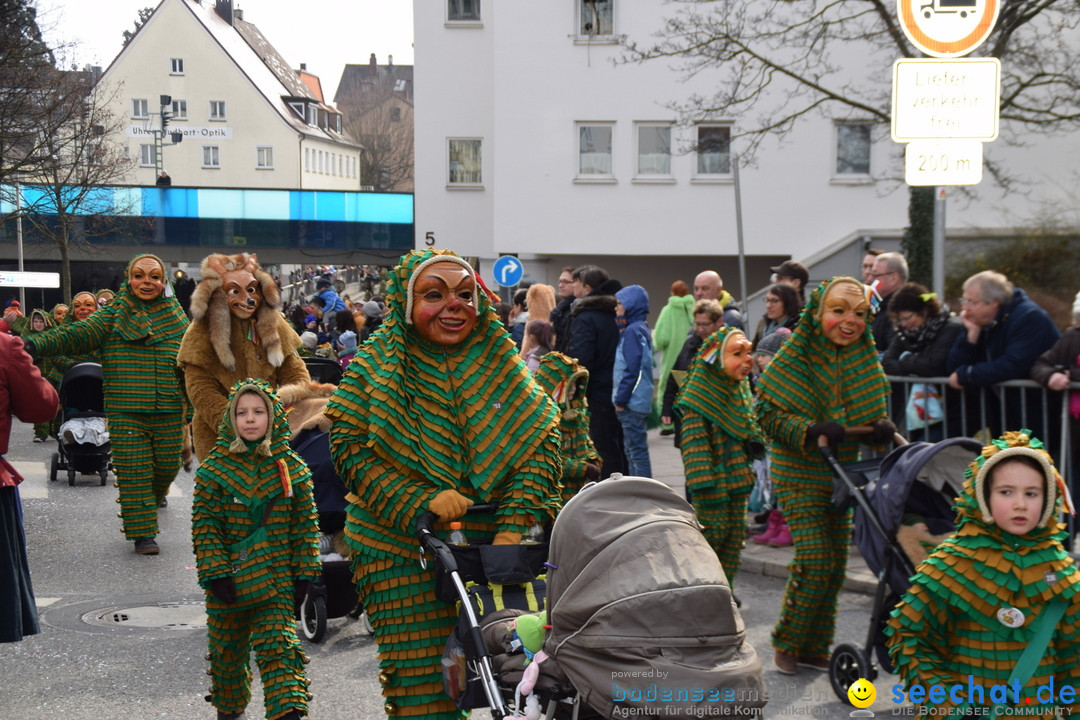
(35, 0, 414, 100)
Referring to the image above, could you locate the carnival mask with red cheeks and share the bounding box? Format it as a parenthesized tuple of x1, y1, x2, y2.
(72, 292, 97, 321)
(129, 256, 166, 301)
(53, 305, 69, 323)
(819, 281, 870, 347)
(721, 331, 754, 381)
(410, 262, 478, 346)
(223, 269, 261, 320)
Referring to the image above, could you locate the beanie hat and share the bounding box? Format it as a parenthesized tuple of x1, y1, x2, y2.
(300, 331, 318, 350)
(304, 314, 316, 325)
(339, 330, 358, 353)
(316, 278, 331, 290)
(755, 327, 791, 357)
(969, 429, 1073, 529)
(362, 300, 383, 318)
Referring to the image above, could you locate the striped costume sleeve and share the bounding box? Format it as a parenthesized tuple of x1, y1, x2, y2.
(288, 464, 321, 581)
(491, 431, 563, 533)
(680, 412, 718, 495)
(191, 471, 231, 588)
(756, 395, 812, 453)
(885, 581, 965, 692)
(28, 307, 110, 358)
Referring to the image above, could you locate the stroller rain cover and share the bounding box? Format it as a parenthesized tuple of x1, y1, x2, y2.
(543, 477, 766, 717)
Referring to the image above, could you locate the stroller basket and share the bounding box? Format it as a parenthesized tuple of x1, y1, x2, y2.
(434, 541, 547, 604)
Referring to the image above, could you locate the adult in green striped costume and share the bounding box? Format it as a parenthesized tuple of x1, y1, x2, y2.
(192, 378, 320, 720)
(27, 254, 188, 556)
(755, 277, 893, 675)
(325, 249, 562, 719)
(675, 326, 764, 589)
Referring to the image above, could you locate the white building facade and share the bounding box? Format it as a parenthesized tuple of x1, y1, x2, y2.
(413, 1, 1080, 300)
(97, 0, 362, 191)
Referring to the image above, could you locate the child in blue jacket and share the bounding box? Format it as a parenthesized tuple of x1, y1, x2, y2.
(613, 284, 654, 478)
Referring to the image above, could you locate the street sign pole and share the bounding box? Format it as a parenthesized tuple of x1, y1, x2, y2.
(15, 180, 25, 308)
(934, 188, 946, 299)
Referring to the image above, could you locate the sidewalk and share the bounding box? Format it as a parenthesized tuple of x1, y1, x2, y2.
(646, 428, 879, 594)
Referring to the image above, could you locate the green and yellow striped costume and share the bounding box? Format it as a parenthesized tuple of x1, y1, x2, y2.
(533, 351, 600, 503)
(192, 379, 320, 720)
(755, 277, 889, 662)
(18, 310, 58, 439)
(675, 326, 764, 589)
(325, 249, 562, 719)
(886, 431, 1080, 718)
(29, 255, 188, 541)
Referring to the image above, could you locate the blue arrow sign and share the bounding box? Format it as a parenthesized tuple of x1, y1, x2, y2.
(492, 255, 523, 287)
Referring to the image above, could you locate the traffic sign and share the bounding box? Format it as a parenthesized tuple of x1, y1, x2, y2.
(0, 271, 60, 288)
(897, 0, 1000, 58)
(491, 255, 523, 287)
(904, 139, 983, 186)
(891, 58, 1000, 142)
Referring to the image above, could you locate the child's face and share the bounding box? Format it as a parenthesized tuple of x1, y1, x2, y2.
(31, 316, 45, 331)
(988, 460, 1045, 535)
(234, 392, 270, 442)
(753, 353, 772, 374)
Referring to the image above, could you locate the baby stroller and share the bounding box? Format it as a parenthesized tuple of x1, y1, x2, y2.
(302, 356, 343, 385)
(821, 431, 982, 703)
(420, 476, 767, 719)
(48, 362, 111, 487)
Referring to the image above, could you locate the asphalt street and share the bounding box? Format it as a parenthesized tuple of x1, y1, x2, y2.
(0, 416, 908, 719)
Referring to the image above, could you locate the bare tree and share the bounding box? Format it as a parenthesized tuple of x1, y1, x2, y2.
(338, 88, 414, 193)
(2, 64, 140, 300)
(621, 1, 1080, 283)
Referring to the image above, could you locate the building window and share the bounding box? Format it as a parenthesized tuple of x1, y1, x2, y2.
(448, 0, 480, 21)
(171, 99, 187, 120)
(304, 148, 311, 172)
(256, 146, 274, 169)
(448, 138, 482, 185)
(139, 144, 155, 167)
(696, 125, 732, 175)
(636, 123, 672, 176)
(836, 123, 871, 175)
(170, 58, 184, 75)
(209, 101, 226, 121)
(202, 145, 220, 168)
(577, 123, 613, 177)
(391, 107, 401, 122)
(131, 98, 149, 119)
(580, 0, 613, 36)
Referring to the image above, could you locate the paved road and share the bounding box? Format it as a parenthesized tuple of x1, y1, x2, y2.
(0, 417, 908, 719)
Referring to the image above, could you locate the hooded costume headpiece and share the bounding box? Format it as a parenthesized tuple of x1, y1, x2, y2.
(967, 429, 1074, 529)
(111, 253, 188, 345)
(676, 326, 764, 443)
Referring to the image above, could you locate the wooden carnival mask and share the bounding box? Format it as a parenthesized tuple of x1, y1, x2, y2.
(721, 331, 754, 381)
(129, 256, 166, 301)
(410, 261, 478, 346)
(818, 280, 870, 347)
(207, 254, 262, 321)
(72, 292, 97, 321)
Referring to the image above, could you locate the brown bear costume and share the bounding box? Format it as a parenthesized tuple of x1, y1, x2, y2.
(178, 253, 323, 460)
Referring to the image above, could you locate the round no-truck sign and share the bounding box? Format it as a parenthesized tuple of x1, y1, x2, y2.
(897, 0, 1001, 58)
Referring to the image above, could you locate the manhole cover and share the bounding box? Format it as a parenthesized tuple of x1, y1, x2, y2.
(81, 600, 206, 630)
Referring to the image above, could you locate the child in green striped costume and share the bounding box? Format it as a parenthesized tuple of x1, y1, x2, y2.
(192, 378, 320, 720)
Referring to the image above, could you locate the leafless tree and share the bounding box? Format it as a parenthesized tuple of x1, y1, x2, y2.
(338, 88, 414, 193)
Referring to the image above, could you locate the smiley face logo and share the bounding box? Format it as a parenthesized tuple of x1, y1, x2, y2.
(847, 678, 876, 708)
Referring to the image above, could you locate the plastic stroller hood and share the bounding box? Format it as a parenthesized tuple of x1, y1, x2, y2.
(543, 477, 766, 717)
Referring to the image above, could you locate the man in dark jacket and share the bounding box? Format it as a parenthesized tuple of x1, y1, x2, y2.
(947, 270, 1060, 437)
(550, 266, 576, 354)
(568, 265, 626, 476)
(868, 252, 908, 353)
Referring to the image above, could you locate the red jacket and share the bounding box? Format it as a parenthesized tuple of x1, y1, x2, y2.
(1, 334, 58, 457)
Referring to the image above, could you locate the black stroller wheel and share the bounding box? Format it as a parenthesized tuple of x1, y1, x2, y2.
(299, 594, 327, 643)
(99, 469, 108, 486)
(68, 466, 77, 486)
(829, 643, 876, 703)
(49, 453, 59, 482)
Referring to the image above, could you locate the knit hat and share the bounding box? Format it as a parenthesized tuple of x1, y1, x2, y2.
(316, 277, 331, 290)
(304, 314, 316, 325)
(755, 327, 791, 357)
(338, 330, 358, 353)
(969, 429, 1073, 529)
(362, 300, 383, 318)
(300, 331, 318, 350)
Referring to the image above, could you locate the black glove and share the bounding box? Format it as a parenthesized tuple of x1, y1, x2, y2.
(293, 579, 310, 613)
(584, 461, 602, 481)
(210, 577, 236, 604)
(871, 418, 898, 446)
(806, 422, 845, 449)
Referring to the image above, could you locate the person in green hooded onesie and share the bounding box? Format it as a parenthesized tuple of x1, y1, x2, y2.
(886, 430, 1080, 718)
(25, 254, 188, 556)
(324, 249, 563, 719)
(192, 378, 320, 720)
(533, 351, 602, 503)
(754, 277, 894, 675)
(675, 326, 765, 590)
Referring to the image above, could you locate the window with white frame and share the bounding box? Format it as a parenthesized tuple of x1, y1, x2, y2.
(636, 122, 672, 176)
(256, 146, 274, 169)
(836, 122, 871, 175)
(171, 99, 187, 120)
(580, 0, 613, 36)
(209, 101, 226, 121)
(139, 144, 155, 167)
(448, 0, 480, 21)
(448, 138, 482, 185)
(202, 145, 220, 168)
(304, 148, 311, 172)
(170, 58, 184, 75)
(131, 98, 149, 119)
(577, 123, 613, 177)
(695, 125, 732, 175)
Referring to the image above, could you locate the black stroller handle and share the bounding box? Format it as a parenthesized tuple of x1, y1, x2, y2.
(816, 425, 906, 454)
(415, 503, 499, 573)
